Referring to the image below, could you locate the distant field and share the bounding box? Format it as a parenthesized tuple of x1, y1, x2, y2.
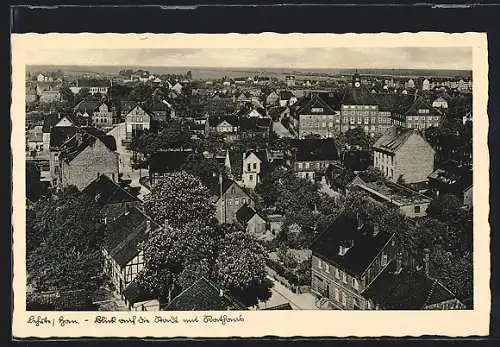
(27, 65, 472, 80)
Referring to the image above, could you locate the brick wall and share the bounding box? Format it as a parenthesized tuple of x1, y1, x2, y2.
(61, 140, 119, 191)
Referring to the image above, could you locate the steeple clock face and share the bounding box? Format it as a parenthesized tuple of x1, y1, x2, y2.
(354, 81, 361, 88)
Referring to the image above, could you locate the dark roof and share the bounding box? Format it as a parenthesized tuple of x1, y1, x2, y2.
(49, 126, 79, 148)
(293, 139, 339, 162)
(405, 96, 442, 117)
(77, 79, 110, 88)
(342, 86, 378, 105)
(236, 204, 257, 225)
(279, 90, 295, 100)
(120, 101, 139, 114)
(372, 127, 416, 153)
(244, 150, 268, 163)
(163, 277, 247, 311)
(293, 92, 342, 115)
(310, 215, 394, 276)
(263, 303, 293, 310)
(148, 150, 191, 174)
(239, 117, 271, 132)
(362, 260, 459, 309)
(42, 114, 60, 133)
(428, 160, 472, 193)
(104, 206, 160, 266)
(81, 174, 140, 207)
(123, 278, 157, 305)
(59, 131, 117, 163)
(73, 100, 103, 113)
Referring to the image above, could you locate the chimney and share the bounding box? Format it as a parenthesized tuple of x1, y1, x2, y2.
(338, 239, 354, 256)
(356, 213, 364, 230)
(103, 217, 107, 225)
(423, 248, 430, 276)
(219, 289, 224, 297)
(146, 220, 151, 232)
(394, 252, 403, 275)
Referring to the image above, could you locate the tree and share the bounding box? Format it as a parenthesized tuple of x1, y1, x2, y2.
(136, 221, 219, 302)
(186, 70, 192, 80)
(74, 88, 91, 105)
(345, 126, 373, 149)
(214, 229, 270, 307)
(144, 171, 215, 228)
(59, 86, 75, 106)
(26, 192, 106, 295)
(181, 153, 225, 193)
(129, 84, 153, 101)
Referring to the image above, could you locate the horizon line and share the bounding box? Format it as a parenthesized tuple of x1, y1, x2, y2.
(26, 65, 472, 72)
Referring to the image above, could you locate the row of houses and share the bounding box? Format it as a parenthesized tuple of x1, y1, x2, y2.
(288, 74, 452, 139)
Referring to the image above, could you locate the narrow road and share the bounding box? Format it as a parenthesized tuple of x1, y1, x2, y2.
(266, 276, 318, 310)
(273, 121, 294, 138)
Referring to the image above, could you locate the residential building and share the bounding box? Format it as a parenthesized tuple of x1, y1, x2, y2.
(286, 75, 296, 87)
(310, 214, 400, 310)
(102, 206, 161, 302)
(290, 92, 342, 138)
(48, 125, 79, 186)
(266, 91, 280, 106)
(242, 150, 265, 189)
(422, 78, 430, 91)
(74, 101, 113, 128)
(428, 160, 473, 208)
(362, 258, 466, 310)
(432, 96, 449, 109)
(70, 79, 110, 95)
(373, 127, 435, 184)
(26, 125, 44, 152)
(292, 138, 339, 183)
(163, 277, 248, 311)
(57, 130, 119, 190)
(352, 180, 432, 218)
(125, 105, 151, 140)
(279, 90, 297, 107)
(236, 204, 267, 237)
(36, 81, 61, 103)
(392, 96, 443, 129)
(214, 179, 255, 224)
(81, 174, 142, 222)
(171, 82, 183, 94)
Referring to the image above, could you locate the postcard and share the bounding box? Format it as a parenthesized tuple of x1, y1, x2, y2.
(11, 32, 490, 338)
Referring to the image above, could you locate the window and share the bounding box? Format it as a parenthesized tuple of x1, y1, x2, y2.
(298, 162, 303, 169)
(312, 107, 324, 113)
(249, 174, 253, 181)
(342, 271, 347, 283)
(322, 122, 326, 128)
(228, 200, 232, 206)
(253, 163, 257, 170)
(329, 122, 333, 127)
(325, 263, 330, 273)
(235, 199, 239, 205)
(414, 205, 421, 214)
(334, 288, 340, 301)
(247, 163, 251, 171)
(305, 162, 310, 169)
(341, 292, 347, 306)
(317, 258, 323, 269)
(335, 268, 340, 279)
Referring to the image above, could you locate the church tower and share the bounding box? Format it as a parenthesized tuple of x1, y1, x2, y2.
(352, 70, 361, 88)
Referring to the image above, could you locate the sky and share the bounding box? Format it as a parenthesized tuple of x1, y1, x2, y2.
(27, 47, 472, 70)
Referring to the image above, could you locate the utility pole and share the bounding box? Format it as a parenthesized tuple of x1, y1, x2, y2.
(219, 172, 224, 223)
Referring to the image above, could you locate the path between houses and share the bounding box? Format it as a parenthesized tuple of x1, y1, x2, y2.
(266, 276, 318, 310)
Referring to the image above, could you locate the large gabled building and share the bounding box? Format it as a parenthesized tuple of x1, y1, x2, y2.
(373, 127, 435, 184)
(310, 214, 400, 310)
